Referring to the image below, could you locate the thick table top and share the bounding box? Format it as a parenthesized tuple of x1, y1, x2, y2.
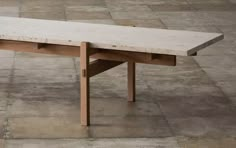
(0, 17, 223, 56)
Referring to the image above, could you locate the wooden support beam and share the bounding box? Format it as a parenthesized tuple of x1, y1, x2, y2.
(190, 52, 197, 56)
(150, 54, 176, 66)
(80, 42, 90, 126)
(36, 43, 47, 49)
(0, 40, 81, 57)
(89, 59, 123, 77)
(0, 40, 176, 66)
(128, 62, 135, 102)
(91, 50, 176, 66)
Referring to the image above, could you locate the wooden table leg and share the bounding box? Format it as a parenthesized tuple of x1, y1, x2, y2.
(80, 42, 90, 126)
(128, 61, 136, 102)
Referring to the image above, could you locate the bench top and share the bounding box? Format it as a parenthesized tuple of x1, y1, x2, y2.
(0, 17, 223, 56)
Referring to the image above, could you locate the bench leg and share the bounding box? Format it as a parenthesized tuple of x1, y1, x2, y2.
(80, 42, 90, 126)
(128, 61, 136, 102)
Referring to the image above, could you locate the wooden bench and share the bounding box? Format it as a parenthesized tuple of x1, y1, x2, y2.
(0, 17, 223, 126)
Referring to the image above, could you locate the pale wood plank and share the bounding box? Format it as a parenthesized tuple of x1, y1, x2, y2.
(0, 17, 223, 56)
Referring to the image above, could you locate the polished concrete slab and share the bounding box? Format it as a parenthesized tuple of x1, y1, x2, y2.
(149, 4, 194, 11)
(0, 0, 236, 147)
(5, 138, 180, 148)
(0, 7, 19, 17)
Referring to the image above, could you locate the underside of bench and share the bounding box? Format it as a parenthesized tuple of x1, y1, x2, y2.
(0, 40, 177, 126)
(0, 40, 176, 66)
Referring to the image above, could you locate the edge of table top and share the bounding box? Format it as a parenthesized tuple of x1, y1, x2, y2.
(0, 17, 224, 56)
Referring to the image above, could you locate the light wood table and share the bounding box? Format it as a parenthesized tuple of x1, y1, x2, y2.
(0, 17, 223, 126)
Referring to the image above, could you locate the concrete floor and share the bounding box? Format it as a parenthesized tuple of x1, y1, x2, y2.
(0, 0, 236, 147)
